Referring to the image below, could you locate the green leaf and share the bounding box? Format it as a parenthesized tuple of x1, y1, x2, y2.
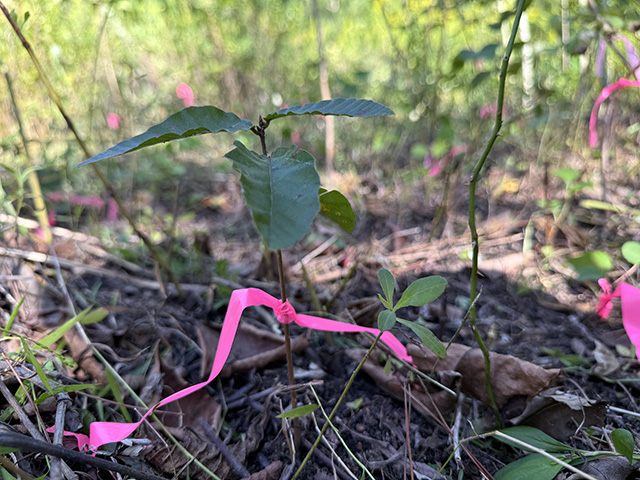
(318, 188, 356, 234)
(377, 293, 393, 310)
(264, 98, 394, 122)
(377, 268, 396, 305)
(78, 106, 252, 166)
(566, 251, 613, 281)
(225, 142, 321, 250)
(35, 384, 94, 407)
(622, 241, 640, 265)
(0, 447, 19, 456)
(39, 307, 107, 347)
(277, 404, 319, 418)
(496, 427, 572, 453)
(395, 276, 447, 310)
(611, 428, 635, 464)
(377, 310, 397, 332)
(396, 318, 446, 359)
(493, 453, 565, 480)
(20, 338, 53, 393)
(550, 168, 581, 185)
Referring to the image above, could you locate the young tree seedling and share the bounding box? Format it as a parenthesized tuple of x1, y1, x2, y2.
(79, 97, 393, 451)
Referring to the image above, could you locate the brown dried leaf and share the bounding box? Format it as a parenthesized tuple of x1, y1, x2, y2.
(456, 348, 560, 407)
(241, 461, 283, 480)
(408, 343, 560, 409)
(511, 389, 607, 442)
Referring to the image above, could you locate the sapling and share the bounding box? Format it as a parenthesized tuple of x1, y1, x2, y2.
(78, 96, 393, 450)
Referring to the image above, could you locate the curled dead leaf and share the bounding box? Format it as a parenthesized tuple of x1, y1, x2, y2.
(408, 344, 560, 411)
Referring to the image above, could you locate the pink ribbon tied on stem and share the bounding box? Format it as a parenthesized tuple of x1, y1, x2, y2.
(54, 288, 411, 451)
(596, 278, 640, 361)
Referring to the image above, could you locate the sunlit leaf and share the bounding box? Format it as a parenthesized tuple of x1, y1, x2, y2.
(39, 307, 107, 347)
(78, 106, 252, 166)
(622, 241, 640, 265)
(566, 251, 613, 281)
(225, 142, 320, 250)
(264, 98, 393, 122)
(550, 168, 581, 185)
(318, 188, 356, 234)
(395, 276, 447, 310)
(277, 404, 319, 418)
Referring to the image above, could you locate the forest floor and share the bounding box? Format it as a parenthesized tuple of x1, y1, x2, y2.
(1, 161, 640, 480)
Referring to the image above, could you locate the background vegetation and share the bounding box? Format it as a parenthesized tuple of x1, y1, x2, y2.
(3, 0, 639, 208)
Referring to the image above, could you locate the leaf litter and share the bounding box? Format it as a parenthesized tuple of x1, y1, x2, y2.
(1, 172, 640, 479)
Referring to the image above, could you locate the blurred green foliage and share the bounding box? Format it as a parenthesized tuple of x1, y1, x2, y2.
(1, 0, 640, 203)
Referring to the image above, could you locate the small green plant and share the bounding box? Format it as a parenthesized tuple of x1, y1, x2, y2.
(376, 268, 448, 358)
(291, 268, 447, 479)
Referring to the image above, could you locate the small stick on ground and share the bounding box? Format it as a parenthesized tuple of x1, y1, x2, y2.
(198, 418, 250, 478)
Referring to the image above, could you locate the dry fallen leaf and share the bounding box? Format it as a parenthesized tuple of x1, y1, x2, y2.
(510, 389, 607, 442)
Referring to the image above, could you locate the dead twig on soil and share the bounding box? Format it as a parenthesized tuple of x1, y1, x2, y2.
(198, 418, 250, 478)
(0, 430, 167, 480)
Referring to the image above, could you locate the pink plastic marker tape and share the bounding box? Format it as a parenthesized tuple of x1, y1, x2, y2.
(589, 78, 640, 147)
(596, 278, 640, 361)
(53, 288, 411, 451)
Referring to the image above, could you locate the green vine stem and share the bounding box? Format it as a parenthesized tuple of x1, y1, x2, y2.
(292, 332, 383, 479)
(0, 1, 181, 294)
(468, 0, 526, 427)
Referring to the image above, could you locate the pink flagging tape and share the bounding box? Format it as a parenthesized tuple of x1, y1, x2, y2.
(597, 279, 640, 361)
(52, 288, 411, 451)
(589, 78, 640, 147)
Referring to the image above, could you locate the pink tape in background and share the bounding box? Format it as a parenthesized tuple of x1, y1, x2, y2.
(53, 288, 411, 451)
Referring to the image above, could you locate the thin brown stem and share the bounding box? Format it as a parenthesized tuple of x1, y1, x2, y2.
(277, 250, 301, 452)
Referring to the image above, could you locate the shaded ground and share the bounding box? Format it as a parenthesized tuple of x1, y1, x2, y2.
(1, 164, 640, 479)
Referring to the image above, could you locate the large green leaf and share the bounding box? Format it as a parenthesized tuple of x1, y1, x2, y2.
(264, 98, 394, 122)
(395, 276, 447, 310)
(493, 453, 565, 480)
(319, 188, 356, 234)
(496, 427, 571, 453)
(225, 142, 320, 250)
(78, 106, 252, 166)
